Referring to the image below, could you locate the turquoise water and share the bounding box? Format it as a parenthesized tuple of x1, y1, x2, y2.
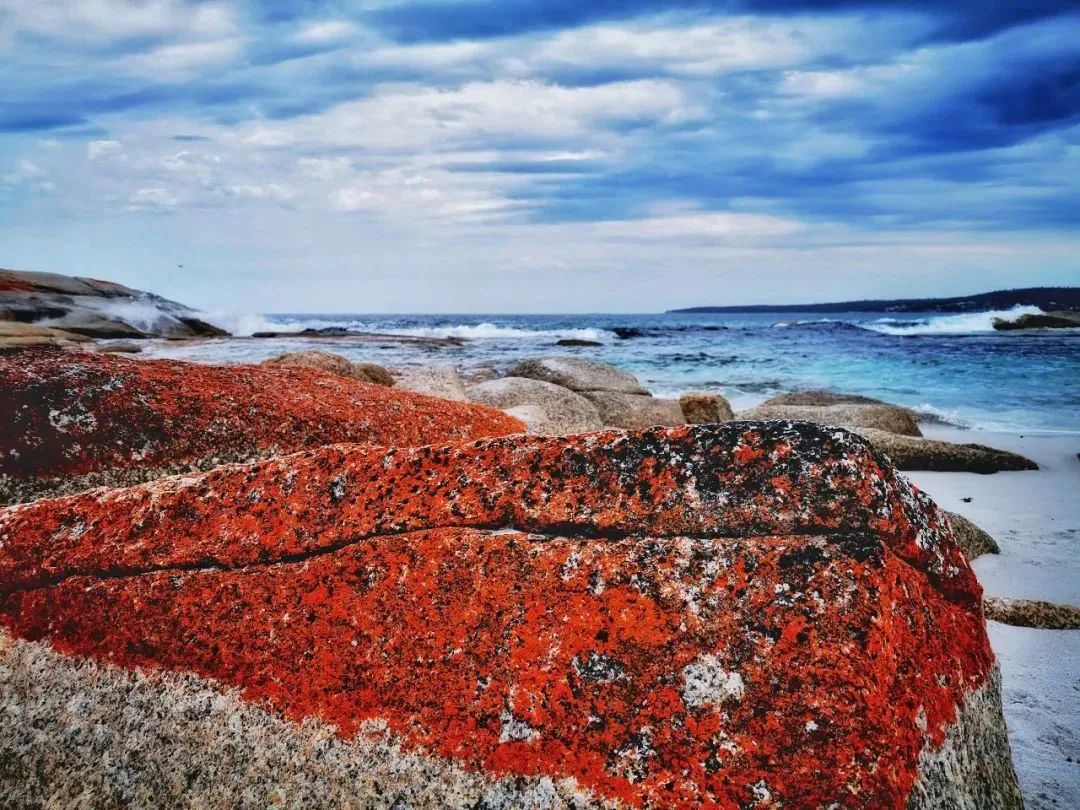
(146, 307, 1080, 434)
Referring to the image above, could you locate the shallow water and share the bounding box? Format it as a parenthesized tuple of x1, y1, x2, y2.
(142, 308, 1080, 434)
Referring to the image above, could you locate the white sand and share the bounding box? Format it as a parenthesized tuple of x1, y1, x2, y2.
(904, 426, 1080, 808)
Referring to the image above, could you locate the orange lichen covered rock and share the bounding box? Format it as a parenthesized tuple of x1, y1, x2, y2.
(0, 423, 1020, 808)
(0, 347, 523, 504)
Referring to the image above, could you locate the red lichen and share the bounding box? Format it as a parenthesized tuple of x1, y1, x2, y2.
(0, 422, 994, 807)
(0, 347, 523, 484)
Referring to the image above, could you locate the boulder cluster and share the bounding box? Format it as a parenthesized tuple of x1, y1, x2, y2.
(0, 345, 1027, 807)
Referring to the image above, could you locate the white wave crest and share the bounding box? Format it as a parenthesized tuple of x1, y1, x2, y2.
(196, 311, 304, 337)
(862, 305, 1045, 336)
(382, 323, 611, 341)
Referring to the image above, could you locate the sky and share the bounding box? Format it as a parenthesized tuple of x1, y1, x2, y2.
(1, 1, 1079, 313)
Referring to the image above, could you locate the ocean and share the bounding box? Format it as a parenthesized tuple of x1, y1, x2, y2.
(141, 305, 1080, 434)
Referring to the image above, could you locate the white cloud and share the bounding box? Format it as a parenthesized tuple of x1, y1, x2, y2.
(294, 20, 358, 44)
(116, 37, 244, 80)
(779, 70, 864, 98)
(593, 210, 806, 241)
(0, 0, 236, 48)
(297, 156, 352, 180)
(222, 183, 293, 201)
(130, 187, 184, 208)
(4, 160, 45, 183)
(331, 167, 527, 222)
(232, 79, 700, 153)
(87, 140, 122, 159)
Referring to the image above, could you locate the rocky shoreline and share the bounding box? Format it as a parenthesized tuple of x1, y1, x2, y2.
(1, 318, 1073, 805)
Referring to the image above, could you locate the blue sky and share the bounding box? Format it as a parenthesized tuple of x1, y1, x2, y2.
(1, 1, 1078, 312)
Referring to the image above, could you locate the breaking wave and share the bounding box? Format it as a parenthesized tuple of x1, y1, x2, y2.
(861, 306, 1046, 336)
(381, 323, 610, 341)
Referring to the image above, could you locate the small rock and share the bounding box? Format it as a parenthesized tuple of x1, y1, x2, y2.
(680, 392, 734, 424)
(740, 403, 922, 436)
(763, 390, 888, 407)
(984, 597, 1080, 629)
(854, 428, 1038, 473)
(264, 351, 394, 386)
(392, 366, 469, 402)
(467, 377, 603, 435)
(95, 341, 143, 354)
(946, 512, 1000, 559)
(582, 391, 683, 430)
(992, 311, 1080, 331)
(508, 356, 648, 395)
(555, 339, 602, 347)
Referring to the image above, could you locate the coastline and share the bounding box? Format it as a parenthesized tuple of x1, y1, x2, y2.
(905, 426, 1080, 808)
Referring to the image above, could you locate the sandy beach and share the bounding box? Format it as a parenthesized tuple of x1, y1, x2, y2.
(906, 426, 1080, 808)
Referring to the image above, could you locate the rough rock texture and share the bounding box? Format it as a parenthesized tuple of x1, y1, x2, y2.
(983, 597, 1080, 629)
(0, 321, 91, 349)
(0, 630, 608, 809)
(907, 667, 1023, 809)
(555, 339, 602, 347)
(392, 365, 470, 402)
(856, 428, 1038, 474)
(947, 512, 1001, 559)
(264, 351, 395, 386)
(0, 268, 227, 339)
(509, 356, 648, 395)
(467, 377, 602, 435)
(740, 403, 923, 437)
(95, 340, 143, 354)
(763, 390, 892, 407)
(993, 312, 1080, 331)
(680, 392, 734, 424)
(0, 348, 523, 505)
(0, 422, 1021, 808)
(582, 391, 684, 430)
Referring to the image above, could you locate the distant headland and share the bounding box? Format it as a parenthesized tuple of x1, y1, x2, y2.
(669, 287, 1080, 314)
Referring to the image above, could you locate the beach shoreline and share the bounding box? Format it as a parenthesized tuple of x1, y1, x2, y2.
(905, 426, 1080, 809)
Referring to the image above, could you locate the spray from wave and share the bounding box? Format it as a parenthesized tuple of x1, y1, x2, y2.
(861, 305, 1046, 336)
(193, 313, 612, 342)
(382, 323, 610, 341)
(194, 311, 304, 336)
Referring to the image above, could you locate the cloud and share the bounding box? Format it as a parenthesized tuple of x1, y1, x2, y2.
(0, 0, 1077, 310)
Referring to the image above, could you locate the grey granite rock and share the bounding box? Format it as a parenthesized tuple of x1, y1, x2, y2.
(467, 377, 602, 434)
(508, 356, 648, 395)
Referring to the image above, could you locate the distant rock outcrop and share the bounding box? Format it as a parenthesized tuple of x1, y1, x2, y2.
(0, 268, 227, 340)
(992, 311, 1080, 331)
(0, 422, 1021, 808)
(0, 347, 523, 504)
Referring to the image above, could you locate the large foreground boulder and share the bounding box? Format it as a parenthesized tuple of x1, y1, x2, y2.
(467, 377, 603, 434)
(856, 428, 1038, 473)
(0, 348, 523, 505)
(509, 356, 649, 395)
(0, 268, 227, 339)
(0, 422, 1021, 808)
